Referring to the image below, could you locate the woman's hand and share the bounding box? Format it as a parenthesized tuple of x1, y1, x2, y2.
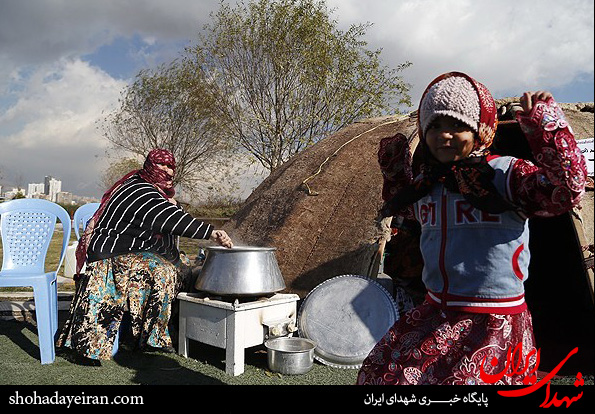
(210, 230, 233, 248)
(519, 91, 553, 114)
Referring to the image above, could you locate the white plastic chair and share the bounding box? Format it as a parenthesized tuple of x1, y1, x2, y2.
(0, 199, 71, 364)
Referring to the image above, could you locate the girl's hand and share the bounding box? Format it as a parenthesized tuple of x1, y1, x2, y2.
(210, 230, 233, 248)
(520, 91, 553, 114)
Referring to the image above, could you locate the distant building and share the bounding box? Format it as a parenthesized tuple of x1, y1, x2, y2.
(8, 176, 99, 205)
(56, 191, 73, 205)
(72, 194, 101, 204)
(4, 187, 26, 199)
(44, 176, 62, 202)
(27, 183, 45, 198)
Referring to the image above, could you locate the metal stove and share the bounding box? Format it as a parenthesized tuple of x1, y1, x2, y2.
(177, 291, 300, 376)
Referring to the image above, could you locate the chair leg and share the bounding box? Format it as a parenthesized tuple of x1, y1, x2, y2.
(32, 281, 58, 364)
(112, 329, 119, 356)
(49, 279, 59, 338)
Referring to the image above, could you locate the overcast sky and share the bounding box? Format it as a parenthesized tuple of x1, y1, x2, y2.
(0, 0, 593, 199)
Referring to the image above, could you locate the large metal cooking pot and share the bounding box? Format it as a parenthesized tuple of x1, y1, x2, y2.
(194, 246, 286, 296)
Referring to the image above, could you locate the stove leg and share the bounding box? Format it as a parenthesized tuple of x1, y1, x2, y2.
(178, 302, 189, 358)
(225, 310, 245, 376)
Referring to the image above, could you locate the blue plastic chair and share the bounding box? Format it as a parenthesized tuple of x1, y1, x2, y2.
(72, 202, 100, 240)
(0, 198, 71, 364)
(73, 202, 121, 355)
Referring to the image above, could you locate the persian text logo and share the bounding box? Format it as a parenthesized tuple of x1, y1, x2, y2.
(479, 344, 584, 408)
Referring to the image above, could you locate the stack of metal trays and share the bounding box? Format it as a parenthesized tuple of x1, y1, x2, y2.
(297, 274, 399, 369)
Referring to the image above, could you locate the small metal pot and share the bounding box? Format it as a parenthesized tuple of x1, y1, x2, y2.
(194, 246, 286, 296)
(265, 337, 316, 375)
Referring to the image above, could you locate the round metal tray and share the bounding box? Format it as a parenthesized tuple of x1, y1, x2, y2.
(297, 275, 399, 369)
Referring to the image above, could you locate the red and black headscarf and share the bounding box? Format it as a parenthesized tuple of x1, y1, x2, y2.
(380, 72, 517, 218)
(74, 149, 177, 276)
(138, 149, 176, 198)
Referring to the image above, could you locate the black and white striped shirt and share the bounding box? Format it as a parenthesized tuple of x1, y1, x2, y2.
(87, 174, 212, 264)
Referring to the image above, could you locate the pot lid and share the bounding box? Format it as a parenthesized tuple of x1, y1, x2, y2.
(297, 274, 399, 369)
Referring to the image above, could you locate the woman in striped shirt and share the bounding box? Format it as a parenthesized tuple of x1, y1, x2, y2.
(58, 149, 233, 362)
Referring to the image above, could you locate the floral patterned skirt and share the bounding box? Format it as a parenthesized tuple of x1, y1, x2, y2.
(356, 302, 537, 385)
(57, 252, 182, 360)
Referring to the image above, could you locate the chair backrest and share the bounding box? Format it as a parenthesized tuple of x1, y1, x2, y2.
(73, 202, 100, 239)
(0, 199, 71, 275)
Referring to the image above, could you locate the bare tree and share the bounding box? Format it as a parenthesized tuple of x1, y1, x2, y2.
(100, 60, 234, 196)
(186, 0, 412, 172)
(99, 157, 142, 191)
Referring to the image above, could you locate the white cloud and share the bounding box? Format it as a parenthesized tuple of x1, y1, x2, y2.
(0, 0, 219, 63)
(0, 59, 126, 196)
(1, 58, 125, 148)
(327, 0, 594, 104)
(0, 0, 219, 94)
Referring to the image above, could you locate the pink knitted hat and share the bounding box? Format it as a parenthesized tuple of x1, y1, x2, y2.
(417, 72, 498, 151)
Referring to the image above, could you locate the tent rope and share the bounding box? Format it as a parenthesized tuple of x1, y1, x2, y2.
(301, 118, 405, 196)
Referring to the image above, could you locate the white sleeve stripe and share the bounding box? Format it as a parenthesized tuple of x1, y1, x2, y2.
(168, 214, 188, 234)
(180, 220, 194, 235)
(190, 222, 205, 238)
(150, 204, 177, 229)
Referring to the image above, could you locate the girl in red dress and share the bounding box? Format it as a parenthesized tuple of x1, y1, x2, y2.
(357, 72, 587, 385)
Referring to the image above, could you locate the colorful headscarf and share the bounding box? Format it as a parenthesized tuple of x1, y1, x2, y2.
(380, 72, 517, 218)
(74, 149, 177, 276)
